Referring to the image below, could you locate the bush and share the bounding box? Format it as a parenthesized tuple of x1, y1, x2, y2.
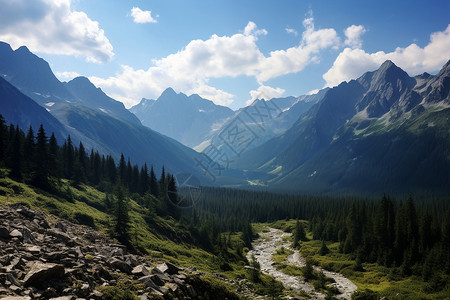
(351, 289, 378, 300)
(74, 212, 95, 228)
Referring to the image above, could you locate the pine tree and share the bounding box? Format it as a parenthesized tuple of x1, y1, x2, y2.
(149, 166, 158, 197)
(9, 127, 22, 180)
(114, 184, 130, 245)
(33, 124, 49, 188)
(293, 219, 306, 248)
(0, 114, 6, 165)
(48, 133, 59, 177)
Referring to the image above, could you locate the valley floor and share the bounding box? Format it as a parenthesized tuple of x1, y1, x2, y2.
(247, 227, 356, 299)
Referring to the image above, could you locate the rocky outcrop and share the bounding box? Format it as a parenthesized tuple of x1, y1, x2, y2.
(0, 203, 239, 299)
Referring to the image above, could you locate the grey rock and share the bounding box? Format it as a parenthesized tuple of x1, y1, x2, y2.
(1, 296, 31, 300)
(23, 262, 65, 287)
(156, 262, 180, 275)
(9, 229, 22, 239)
(108, 257, 132, 274)
(138, 275, 160, 290)
(132, 264, 150, 277)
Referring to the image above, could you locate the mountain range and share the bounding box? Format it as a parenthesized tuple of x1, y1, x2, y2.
(0, 41, 205, 177)
(0, 40, 448, 194)
(130, 88, 234, 147)
(236, 60, 450, 194)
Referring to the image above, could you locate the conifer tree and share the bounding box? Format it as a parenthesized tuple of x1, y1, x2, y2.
(33, 124, 49, 188)
(114, 183, 130, 245)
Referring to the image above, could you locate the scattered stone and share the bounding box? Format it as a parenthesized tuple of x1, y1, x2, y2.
(156, 262, 180, 275)
(108, 257, 132, 274)
(9, 229, 22, 239)
(23, 262, 65, 287)
(132, 264, 150, 277)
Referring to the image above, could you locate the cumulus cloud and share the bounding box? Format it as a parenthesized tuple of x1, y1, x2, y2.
(247, 85, 285, 106)
(92, 14, 339, 108)
(285, 28, 298, 36)
(130, 7, 157, 24)
(256, 12, 340, 82)
(323, 24, 450, 87)
(0, 0, 114, 63)
(55, 71, 81, 82)
(344, 25, 366, 49)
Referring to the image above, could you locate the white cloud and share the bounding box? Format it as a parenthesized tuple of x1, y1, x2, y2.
(55, 71, 80, 82)
(244, 21, 267, 36)
(92, 14, 340, 108)
(247, 85, 285, 106)
(0, 0, 114, 63)
(344, 25, 366, 49)
(256, 13, 340, 82)
(285, 28, 298, 36)
(323, 24, 450, 87)
(130, 7, 157, 24)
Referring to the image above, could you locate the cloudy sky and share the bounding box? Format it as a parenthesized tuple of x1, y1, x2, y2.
(0, 0, 449, 109)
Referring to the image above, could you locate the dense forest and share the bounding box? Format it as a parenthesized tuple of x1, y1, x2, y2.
(1, 116, 449, 290)
(190, 187, 450, 284)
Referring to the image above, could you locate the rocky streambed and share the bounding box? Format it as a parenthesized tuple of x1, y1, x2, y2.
(247, 227, 357, 299)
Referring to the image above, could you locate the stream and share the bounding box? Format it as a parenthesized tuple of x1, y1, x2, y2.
(247, 227, 357, 299)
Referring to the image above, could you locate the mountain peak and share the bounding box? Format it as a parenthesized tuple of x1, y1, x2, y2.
(161, 87, 177, 97)
(15, 45, 32, 54)
(0, 41, 13, 54)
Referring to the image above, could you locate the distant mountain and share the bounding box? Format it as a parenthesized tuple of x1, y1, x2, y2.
(198, 90, 327, 161)
(0, 41, 208, 178)
(238, 60, 450, 194)
(130, 88, 234, 147)
(65, 76, 141, 125)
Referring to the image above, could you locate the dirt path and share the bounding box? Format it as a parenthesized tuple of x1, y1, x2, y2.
(247, 227, 357, 299)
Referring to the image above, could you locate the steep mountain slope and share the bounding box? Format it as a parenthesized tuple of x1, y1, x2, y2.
(65, 76, 141, 126)
(0, 42, 74, 105)
(239, 60, 450, 194)
(130, 88, 234, 147)
(0, 41, 207, 178)
(0, 77, 68, 141)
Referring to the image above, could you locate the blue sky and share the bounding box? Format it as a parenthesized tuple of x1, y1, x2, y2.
(0, 0, 449, 109)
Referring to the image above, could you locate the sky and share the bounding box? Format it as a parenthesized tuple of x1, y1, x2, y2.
(0, 0, 449, 110)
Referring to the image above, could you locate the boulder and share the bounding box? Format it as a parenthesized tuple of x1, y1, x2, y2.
(23, 262, 65, 287)
(156, 262, 180, 275)
(132, 265, 150, 277)
(9, 229, 22, 239)
(108, 258, 132, 274)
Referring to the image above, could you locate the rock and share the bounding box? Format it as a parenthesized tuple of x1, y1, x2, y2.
(109, 257, 132, 274)
(132, 265, 150, 277)
(138, 275, 160, 290)
(25, 245, 41, 254)
(9, 229, 22, 239)
(1, 296, 31, 300)
(0, 226, 10, 239)
(21, 227, 36, 244)
(151, 267, 170, 281)
(186, 284, 197, 298)
(23, 262, 65, 287)
(49, 297, 76, 300)
(156, 262, 180, 275)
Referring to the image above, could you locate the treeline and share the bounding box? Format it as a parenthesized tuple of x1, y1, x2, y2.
(188, 187, 450, 280)
(311, 196, 450, 279)
(0, 115, 176, 199)
(0, 116, 184, 244)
